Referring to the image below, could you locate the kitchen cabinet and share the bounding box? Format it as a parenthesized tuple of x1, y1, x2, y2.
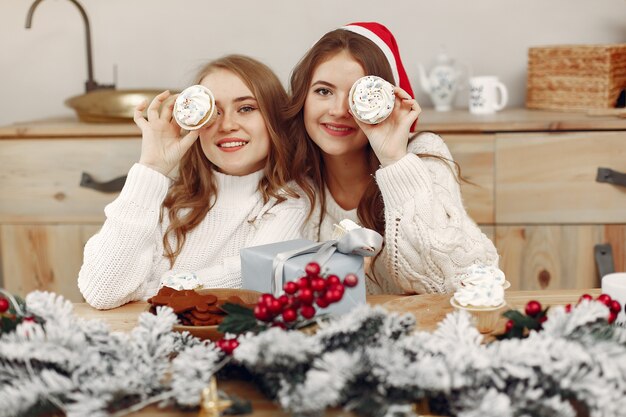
(0, 120, 141, 301)
(1, 110, 626, 299)
(422, 109, 626, 290)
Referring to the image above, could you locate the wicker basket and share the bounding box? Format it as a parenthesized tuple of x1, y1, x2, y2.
(526, 44, 626, 111)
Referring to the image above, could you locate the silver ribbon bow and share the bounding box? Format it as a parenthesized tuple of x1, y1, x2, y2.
(271, 228, 383, 295)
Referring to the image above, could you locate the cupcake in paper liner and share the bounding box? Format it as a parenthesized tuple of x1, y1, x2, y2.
(450, 279, 506, 333)
(173, 85, 217, 130)
(348, 75, 395, 125)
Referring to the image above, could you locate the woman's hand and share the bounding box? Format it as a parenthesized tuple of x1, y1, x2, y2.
(353, 87, 421, 168)
(133, 90, 200, 175)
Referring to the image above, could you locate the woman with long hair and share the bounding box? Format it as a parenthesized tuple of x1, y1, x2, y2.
(287, 22, 499, 294)
(79, 55, 307, 309)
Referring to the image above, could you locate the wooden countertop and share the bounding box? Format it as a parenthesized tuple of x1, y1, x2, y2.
(72, 288, 600, 417)
(2, 109, 626, 139)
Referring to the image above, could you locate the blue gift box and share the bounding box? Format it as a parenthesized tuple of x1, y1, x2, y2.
(240, 239, 366, 316)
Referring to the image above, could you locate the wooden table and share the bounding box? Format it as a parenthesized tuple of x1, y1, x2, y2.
(72, 289, 600, 416)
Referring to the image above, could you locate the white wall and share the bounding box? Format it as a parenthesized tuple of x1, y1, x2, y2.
(1, 0, 625, 126)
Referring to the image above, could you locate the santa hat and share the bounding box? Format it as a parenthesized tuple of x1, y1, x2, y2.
(340, 22, 414, 100)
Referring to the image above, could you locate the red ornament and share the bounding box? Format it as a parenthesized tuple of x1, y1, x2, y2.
(578, 294, 593, 303)
(539, 315, 548, 324)
(596, 294, 612, 307)
(608, 311, 618, 324)
(0, 297, 9, 314)
(609, 300, 622, 314)
(564, 303, 572, 313)
(282, 308, 297, 322)
(283, 281, 298, 295)
(525, 300, 542, 317)
(300, 305, 316, 319)
(505, 319, 514, 332)
(305, 262, 321, 277)
(343, 273, 359, 288)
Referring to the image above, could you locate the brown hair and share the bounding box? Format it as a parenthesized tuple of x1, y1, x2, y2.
(162, 54, 296, 266)
(286, 29, 396, 237)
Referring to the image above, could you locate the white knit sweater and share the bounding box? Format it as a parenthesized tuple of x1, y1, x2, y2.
(303, 132, 499, 295)
(78, 163, 308, 309)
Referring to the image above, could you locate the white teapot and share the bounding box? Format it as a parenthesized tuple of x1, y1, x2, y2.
(417, 50, 465, 111)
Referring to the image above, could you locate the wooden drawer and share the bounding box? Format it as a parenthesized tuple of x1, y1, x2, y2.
(445, 134, 495, 224)
(495, 224, 626, 290)
(0, 223, 101, 301)
(496, 131, 626, 223)
(0, 138, 140, 223)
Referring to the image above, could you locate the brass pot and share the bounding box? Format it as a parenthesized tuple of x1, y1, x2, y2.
(65, 89, 177, 123)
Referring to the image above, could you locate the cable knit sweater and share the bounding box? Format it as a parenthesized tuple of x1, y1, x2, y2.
(78, 163, 308, 309)
(302, 132, 499, 295)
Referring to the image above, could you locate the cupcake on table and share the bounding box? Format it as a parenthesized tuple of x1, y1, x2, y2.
(450, 264, 509, 333)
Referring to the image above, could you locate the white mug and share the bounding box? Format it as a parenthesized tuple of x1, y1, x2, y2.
(469, 76, 509, 114)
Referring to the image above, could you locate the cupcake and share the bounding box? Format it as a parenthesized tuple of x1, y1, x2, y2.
(450, 265, 508, 333)
(348, 76, 395, 125)
(160, 272, 202, 291)
(173, 85, 217, 130)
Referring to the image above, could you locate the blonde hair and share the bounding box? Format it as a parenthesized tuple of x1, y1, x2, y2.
(162, 55, 296, 266)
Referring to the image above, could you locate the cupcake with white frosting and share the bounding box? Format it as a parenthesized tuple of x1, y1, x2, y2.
(173, 85, 217, 130)
(160, 272, 202, 291)
(348, 76, 395, 125)
(450, 264, 508, 333)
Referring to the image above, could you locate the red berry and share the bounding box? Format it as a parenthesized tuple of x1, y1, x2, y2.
(282, 308, 297, 322)
(564, 303, 572, 313)
(597, 294, 612, 306)
(539, 315, 548, 324)
(305, 262, 321, 276)
(608, 311, 618, 324)
(578, 294, 593, 304)
(297, 277, 310, 289)
(316, 297, 329, 308)
(271, 322, 287, 330)
(23, 317, 35, 323)
(267, 299, 283, 314)
(505, 319, 514, 332)
(283, 281, 298, 294)
(610, 300, 622, 314)
(343, 273, 359, 288)
(300, 305, 316, 319)
(326, 275, 341, 286)
(297, 288, 315, 305)
(525, 300, 542, 317)
(278, 295, 289, 306)
(260, 294, 275, 307)
(310, 277, 326, 292)
(254, 304, 271, 321)
(227, 339, 239, 352)
(325, 288, 343, 303)
(0, 297, 9, 313)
